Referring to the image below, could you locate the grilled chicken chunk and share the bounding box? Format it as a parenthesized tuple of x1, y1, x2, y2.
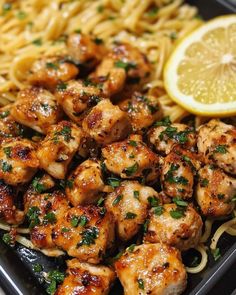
(36, 121, 84, 179)
(102, 134, 160, 183)
(197, 119, 236, 175)
(55, 80, 105, 124)
(119, 92, 163, 132)
(66, 159, 105, 206)
(196, 165, 236, 217)
(90, 43, 151, 97)
(24, 190, 69, 249)
(0, 138, 39, 186)
(161, 148, 201, 199)
(148, 120, 196, 155)
(52, 205, 115, 264)
(28, 56, 78, 90)
(115, 243, 187, 295)
(82, 99, 132, 145)
(11, 87, 63, 134)
(105, 180, 160, 241)
(55, 259, 116, 295)
(0, 180, 24, 224)
(144, 204, 202, 251)
(0, 106, 24, 140)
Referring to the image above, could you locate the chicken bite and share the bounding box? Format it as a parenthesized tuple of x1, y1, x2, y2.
(105, 180, 160, 241)
(28, 56, 78, 90)
(36, 121, 84, 179)
(196, 165, 236, 217)
(82, 99, 132, 145)
(144, 203, 203, 251)
(67, 33, 107, 70)
(148, 119, 196, 155)
(55, 259, 116, 295)
(52, 205, 115, 264)
(197, 119, 236, 175)
(11, 87, 63, 134)
(161, 148, 200, 199)
(102, 134, 160, 183)
(55, 79, 105, 125)
(24, 190, 69, 249)
(115, 243, 187, 295)
(0, 180, 24, 224)
(119, 92, 163, 132)
(66, 159, 105, 206)
(0, 138, 39, 186)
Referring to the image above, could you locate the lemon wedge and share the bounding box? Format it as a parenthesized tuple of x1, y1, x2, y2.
(164, 15, 236, 116)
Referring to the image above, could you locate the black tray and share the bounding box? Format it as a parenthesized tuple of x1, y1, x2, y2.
(1, 1, 236, 294)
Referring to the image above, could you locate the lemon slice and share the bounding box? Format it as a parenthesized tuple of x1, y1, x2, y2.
(164, 15, 236, 116)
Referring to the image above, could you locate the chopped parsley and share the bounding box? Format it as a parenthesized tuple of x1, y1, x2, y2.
(78, 226, 99, 247)
(143, 219, 150, 233)
(54, 125, 73, 142)
(66, 179, 74, 189)
(124, 162, 139, 176)
(212, 248, 221, 261)
(56, 82, 67, 91)
(125, 212, 137, 219)
(169, 32, 177, 40)
(61, 227, 70, 233)
(107, 177, 121, 188)
(97, 5, 104, 13)
(46, 270, 65, 295)
(46, 62, 59, 70)
(133, 190, 140, 199)
(43, 212, 57, 224)
(1, 160, 12, 172)
(93, 37, 104, 44)
(32, 38, 42, 46)
(115, 60, 137, 72)
(2, 3, 11, 13)
(32, 177, 45, 193)
(217, 193, 225, 200)
(97, 197, 105, 207)
(173, 198, 188, 207)
(33, 263, 43, 273)
(0, 110, 10, 119)
(78, 215, 88, 227)
(2, 233, 12, 245)
(154, 116, 171, 127)
(214, 145, 228, 154)
(159, 126, 192, 144)
(112, 194, 123, 206)
(129, 140, 137, 147)
(127, 244, 136, 252)
(170, 207, 185, 219)
(27, 206, 40, 228)
(153, 206, 164, 216)
(148, 196, 159, 207)
(3, 147, 11, 158)
(137, 278, 145, 290)
(147, 7, 158, 17)
(71, 215, 79, 227)
(165, 164, 188, 185)
(17, 11, 27, 20)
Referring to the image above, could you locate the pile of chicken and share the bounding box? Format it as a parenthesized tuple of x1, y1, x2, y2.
(0, 33, 236, 295)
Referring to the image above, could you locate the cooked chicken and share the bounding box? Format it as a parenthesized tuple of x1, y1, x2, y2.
(0, 180, 24, 224)
(102, 134, 160, 183)
(11, 87, 63, 134)
(148, 120, 196, 155)
(161, 148, 201, 199)
(24, 190, 69, 249)
(0, 106, 24, 140)
(82, 99, 132, 145)
(67, 33, 107, 69)
(0, 138, 39, 186)
(105, 180, 160, 241)
(119, 92, 163, 132)
(55, 259, 116, 295)
(115, 243, 187, 295)
(196, 165, 236, 217)
(144, 203, 202, 251)
(197, 119, 236, 175)
(36, 121, 84, 179)
(28, 56, 78, 90)
(55, 79, 105, 124)
(90, 43, 151, 97)
(52, 205, 115, 264)
(66, 159, 105, 206)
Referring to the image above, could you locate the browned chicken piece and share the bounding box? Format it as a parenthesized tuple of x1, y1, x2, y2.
(55, 259, 116, 295)
(196, 165, 236, 217)
(0, 138, 39, 186)
(115, 243, 187, 295)
(0, 106, 24, 140)
(36, 121, 84, 179)
(148, 119, 196, 155)
(119, 92, 163, 132)
(102, 134, 160, 183)
(90, 42, 151, 97)
(28, 56, 78, 90)
(82, 99, 132, 145)
(161, 148, 201, 199)
(55, 79, 105, 125)
(105, 180, 160, 241)
(144, 203, 203, 251)
(52, 205, 115, 264)
(66, 159, 105, 206)
(67, 33, 107, 69)
(11, 87, 63, 134)
(197, 119, 236, 175)
(24, 190, 69, 249)
(0, 180, 24, 224)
